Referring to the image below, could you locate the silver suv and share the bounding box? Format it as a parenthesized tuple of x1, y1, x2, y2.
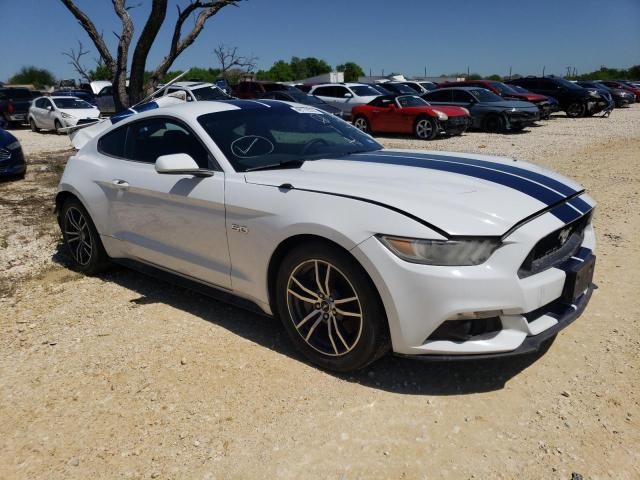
(309, 83, 381, 119)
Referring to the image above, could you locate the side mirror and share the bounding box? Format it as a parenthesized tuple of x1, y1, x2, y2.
(343, 93, 353, 98)
(155, 153, 212, 177)
(46, 105, 53, 111)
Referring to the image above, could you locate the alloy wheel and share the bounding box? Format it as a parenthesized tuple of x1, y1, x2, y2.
(416, 119, 433, 139)
(354, 117, 368, 132)
(63, 206, 93, 266)
(286, 259, 363, 357)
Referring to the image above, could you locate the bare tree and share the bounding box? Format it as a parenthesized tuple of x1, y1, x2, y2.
(59, 0, 243, 109)
(62, 40, 93, 84)
(214, 43, 257, 80)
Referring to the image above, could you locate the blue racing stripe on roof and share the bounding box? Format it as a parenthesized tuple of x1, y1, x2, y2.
(344, 153, 565, 205)
(376, 151, 579, 196)
(222, 100, 269, 109)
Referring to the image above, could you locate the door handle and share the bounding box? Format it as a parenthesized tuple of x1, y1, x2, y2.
(112, 179, 129, 189)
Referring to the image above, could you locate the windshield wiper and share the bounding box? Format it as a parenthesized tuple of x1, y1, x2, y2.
(244, 159, 306, 172)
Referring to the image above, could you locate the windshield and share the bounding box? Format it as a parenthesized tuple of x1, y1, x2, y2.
(397, 95, 428, 107)
(198, 104, 382, 172)
(554, 78, 583, 90)
(53, 98, 94, 109)
(490, 82, 518, 95)
(469, 89, 503, 102)
(351, 85, 381, 97)
(419, 82, 437, 91)
(192, 86, 230, 101)
(290, 93, 326, 105)
(509, 85, 529, 94)
(388, 83, 417, 94)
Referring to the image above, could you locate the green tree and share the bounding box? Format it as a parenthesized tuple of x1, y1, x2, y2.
(337, 62, 365, 82)
(290, 56, 331, 80)
(485, 74, 502, 81)
(89, 59, 112, 80)
(9, 66, 56, 89)
(256, 60, 294, 81)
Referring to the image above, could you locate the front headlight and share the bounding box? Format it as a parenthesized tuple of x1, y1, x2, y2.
(432, 110, 448, 121)
(60, 112, 74, 119)
(6, 141, 20, 150)
(378, 235, 501, 266)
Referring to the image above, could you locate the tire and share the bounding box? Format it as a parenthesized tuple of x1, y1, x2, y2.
(275, 241, 390, 372)
(353, 116, 370, 133)
(60, 198, 110, 275)
(414, 116, 438, 140)
(566, 102, 584, 118)
(29, 117, 39, 132)
(483, 114, 505, 133)
(54, 119, 63, 135)
(510, 124, 526, 132)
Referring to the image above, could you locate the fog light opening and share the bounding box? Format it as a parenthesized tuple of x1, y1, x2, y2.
(427, 316, 502, 343)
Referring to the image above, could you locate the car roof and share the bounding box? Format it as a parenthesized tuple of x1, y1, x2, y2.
(168, 81, 217, 89)
(429, 86, 481, 92)
(48, 95, 83, 100)
(312, 83, 369, 88)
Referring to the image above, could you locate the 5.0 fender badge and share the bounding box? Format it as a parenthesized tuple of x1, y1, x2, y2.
(231, 224, 249, 234)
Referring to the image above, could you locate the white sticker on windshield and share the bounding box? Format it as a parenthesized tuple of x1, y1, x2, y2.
(230, 135, 274, 158)
(291, 106, 323, 114)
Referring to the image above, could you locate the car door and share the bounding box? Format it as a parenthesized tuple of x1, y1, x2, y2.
(451, 90, 481, 128)
(312, 86, 338, 108)
(31, 98, 46, 126)
(42, 98, 58, 129)
(98, 117, 231, 288)
(96, 86, 115, 114)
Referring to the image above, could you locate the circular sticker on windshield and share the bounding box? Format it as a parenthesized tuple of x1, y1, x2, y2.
(230, 135, 274, 158)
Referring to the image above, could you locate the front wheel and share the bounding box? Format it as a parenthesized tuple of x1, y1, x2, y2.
(415, 117, 438, 140)
(483, 114, 505, 133)
(276, 242, 390, 372)
(60, 199, 110, 274)
(54, 119, 63, 135)
(566, 102, 584, 118)
(353, 116, 370, 133)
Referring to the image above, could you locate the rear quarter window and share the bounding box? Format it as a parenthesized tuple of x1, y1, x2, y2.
(97, 126, 128, 158)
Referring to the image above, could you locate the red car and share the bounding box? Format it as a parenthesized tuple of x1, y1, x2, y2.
(351, 94, 471, 140)
(440, 80, 555, 118)
(599, 81, 640, 102)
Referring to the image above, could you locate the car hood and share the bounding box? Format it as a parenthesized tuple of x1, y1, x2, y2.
(406, 105, 468, 117)
(0, 128, 18, 146)
(508, 92, 548, 102)
(58, 108, 101, 118)
(244, 149, 584, 237)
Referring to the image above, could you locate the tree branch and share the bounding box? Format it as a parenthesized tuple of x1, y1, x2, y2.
(62, 40, 93, 83)
(150, 1, 241, 83)
(59, 0, 115, 71)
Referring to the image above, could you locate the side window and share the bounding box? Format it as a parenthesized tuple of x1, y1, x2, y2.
(451, 90, 472, 103)
(427, 90, 451, 102)
(98, 126, 128, 158)
(47, 99, 56, 110)
(313, 86, 331, 97)
(124, 118, 210, 168)
(336, 86, 350, 97)
(35, 98, 45, 108)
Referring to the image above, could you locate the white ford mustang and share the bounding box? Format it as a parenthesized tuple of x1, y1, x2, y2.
(56, 100, 596, 371)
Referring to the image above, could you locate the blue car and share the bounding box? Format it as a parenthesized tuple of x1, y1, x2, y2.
(51, 90, 98, 106)
(0, 128, 26, 179)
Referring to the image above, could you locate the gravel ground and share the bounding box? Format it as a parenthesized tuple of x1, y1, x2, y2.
(1, 107, 639, 479)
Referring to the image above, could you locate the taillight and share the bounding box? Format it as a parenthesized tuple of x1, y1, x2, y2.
(7, 102, 14, 114)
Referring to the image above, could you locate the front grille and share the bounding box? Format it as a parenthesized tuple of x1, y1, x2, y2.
(76, 118, 97, 126)
(0, 148, 11, 161)
(518, 212, 591, 278)
(447, 116, 468, 126)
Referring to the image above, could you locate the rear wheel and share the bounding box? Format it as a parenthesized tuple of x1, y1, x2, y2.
(29, 117, 39, 132)
(415, 117, 438, 140)
(483, 114, 505, 132)
(353, 116, 370, 133)
(566, 102, 584, 118)
(276, 242, 390, 372)
(60, 199, 110, 275)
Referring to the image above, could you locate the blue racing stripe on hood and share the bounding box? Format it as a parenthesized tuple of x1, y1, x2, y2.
(372, 151, 579, 197)
(346, 153, 565, 206)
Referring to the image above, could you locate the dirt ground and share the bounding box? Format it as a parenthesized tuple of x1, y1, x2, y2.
(1, 107, 639, 480)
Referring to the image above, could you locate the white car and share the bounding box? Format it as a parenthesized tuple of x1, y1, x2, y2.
(55, 100, 596, 371)
(155, 81, 232, 102)
(29, 96, 101, 134)
(309, 83, 381, 119)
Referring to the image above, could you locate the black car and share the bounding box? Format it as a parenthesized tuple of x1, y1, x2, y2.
(506, 77, 607, 118)
(422, 87, 539, 132)
(377, 82, 421, 95)
(51, 89, 98, 106)
(0, 127, 26, 179)
(577, 81, 634, 108)
(258, 89, 343, 116)
(0, 87, 33, 128)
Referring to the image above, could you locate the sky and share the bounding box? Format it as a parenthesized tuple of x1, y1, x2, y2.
(0, 0, 639, 82)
